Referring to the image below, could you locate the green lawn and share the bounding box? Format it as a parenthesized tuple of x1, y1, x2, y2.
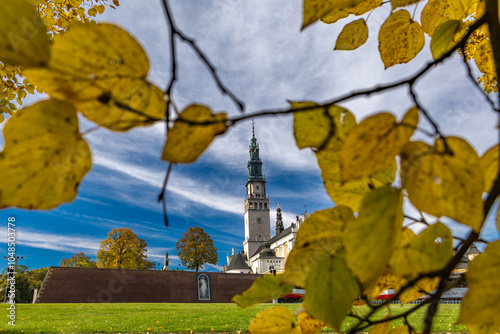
(0, 303, 467, 333)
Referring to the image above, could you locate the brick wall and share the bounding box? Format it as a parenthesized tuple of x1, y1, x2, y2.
(36, 267, 260, 303)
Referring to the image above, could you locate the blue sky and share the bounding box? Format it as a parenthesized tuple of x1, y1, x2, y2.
(1, 0, 499, 271)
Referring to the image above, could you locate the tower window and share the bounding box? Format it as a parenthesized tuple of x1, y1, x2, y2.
(264, 203, 267, 209)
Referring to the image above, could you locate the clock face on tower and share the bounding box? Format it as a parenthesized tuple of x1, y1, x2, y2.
(257, 218, 261, 223)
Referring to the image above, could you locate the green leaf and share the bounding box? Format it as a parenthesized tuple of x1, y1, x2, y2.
(292, 102, 355, 150)
(0, 100, 91, 209)
(421, 0, 467, 36)
(162, 104, 227, 163)
(401, 137, 484, 232)
(303, 0, 364, 29)
(24, 23, 165, 131)
(304, 254, 359, 331)
(344, 186, 403, 290)
(232, 274, 293, 308)
(339, 107, 418, 181)
(335, 19, 368, 50)
(390, 222, 453, 278)
(282, 206, 354, 287)
(248, 306, 301, 334)
(0, 0, 50, 67)
(430, 20, 466, 60)
(378, 10, 425, 68)
(459, 240, 500, 331)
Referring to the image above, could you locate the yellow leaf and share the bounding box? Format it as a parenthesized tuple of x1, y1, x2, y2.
(231, 274, 293, 308)
(459, 240, 500, 330)
(87, 7, 97, 17)
(430, 20, 467, 60)
(421, 0, 466, 36)
(317, 147, 396, 212)
(390, 222, 453, 278)
(304, 254, 359, 331)
(467, 322, 500, 334)
(0, 100, 91, 209)
(399, 277, 440, 304)
(0, 113, 4, 124)
(475, 39, 496, 78)
(339, 108, 418, 181)
(378, 10, 425, 68)
(282, 206, 354, 287)
(162, 105, 227, 163)
(298, 311, 326, 334)
(481, 144, 498, 194)
(292, 102, 355, 150)
(248, 306, 301, 334)
(371, 318, 392, 334)
(391, 0, 422, 10)
(321, 0, 382, 24)
(24, 23, 165, 131)
(367, 266, 401, 300)
(302, 0, 364, 29)
(294, 206, 354, 249)
(0, 0, 50, 67)
(335, 19, 368, 50)
(344, 186, 403, 290)
(96, 4, 105, 15)
(401, 138, 484, 232)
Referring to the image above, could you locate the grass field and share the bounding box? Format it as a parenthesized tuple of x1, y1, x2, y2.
(0, 303, 467, 333)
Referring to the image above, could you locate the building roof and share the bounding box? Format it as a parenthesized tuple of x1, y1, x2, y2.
(227, 253, 251, 271)
(467, 243, 481, 255)
(249, 225, 296, 259)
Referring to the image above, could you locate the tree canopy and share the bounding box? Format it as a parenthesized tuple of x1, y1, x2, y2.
(60, 252, 97, 268)
(0, 0, 500, 332)
(97, 228, 155, 270)
(176, 227, 218, 272)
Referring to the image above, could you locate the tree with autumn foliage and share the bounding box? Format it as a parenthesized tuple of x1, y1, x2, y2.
(1, 0, 500, 333)
(176, 227, 218, 272)
(60, 252, 97, 268)
(97, 228, 155, 270)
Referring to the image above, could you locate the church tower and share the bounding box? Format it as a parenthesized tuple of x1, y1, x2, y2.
(276, 204, 284, 235)
(243, 121, 271, 259)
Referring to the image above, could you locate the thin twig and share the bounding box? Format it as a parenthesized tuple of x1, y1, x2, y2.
(158, 163, 174, 228)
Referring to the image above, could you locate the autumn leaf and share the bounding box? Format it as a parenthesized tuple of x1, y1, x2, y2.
(481, 144, 499, 194)
(344, 186, 404, 290)
(317, 146, 396, 212)
(302, 0, 364, 29)
(378, 10, 425, 68)
(162, 104, 227, 163)
(232, 274, 293, 308)
(335, 19, 368, 50)
(401, 137, 484, 232)
(248, 306, 301, 334)
(298, 312, 326, 334)
(391, 0, 422, 10)
(292, 102, 355, 150)
(0, 100, 91, 209)
(24, 23, 165, 131)
(430, 20, 467, 60)
(0, 0, 50, 68)
(339, 107, 418, 181)
(459, 240, 500, 331)
(282, 206, 354, 287)
(304, 253, 359, 331)
(421, 0, 467, 36)
(321, 0, 382, 24)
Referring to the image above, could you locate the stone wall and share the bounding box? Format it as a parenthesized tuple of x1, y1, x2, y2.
(36, 267, 260, 303)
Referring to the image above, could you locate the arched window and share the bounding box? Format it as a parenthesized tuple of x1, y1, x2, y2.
(264, 203, 267, 209)
(259, 203, 263, 209)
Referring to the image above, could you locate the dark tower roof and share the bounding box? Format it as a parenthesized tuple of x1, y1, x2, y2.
(276, 204, 284, 235)
(247, 120, 265, 184)
(227, 253, 251, 272)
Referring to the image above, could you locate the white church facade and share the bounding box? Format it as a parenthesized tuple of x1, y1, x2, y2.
(223, 123, 310, 274)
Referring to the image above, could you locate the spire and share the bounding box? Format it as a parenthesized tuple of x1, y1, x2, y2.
(247, 121, 264, 182)
(276, 204, 284, 235)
